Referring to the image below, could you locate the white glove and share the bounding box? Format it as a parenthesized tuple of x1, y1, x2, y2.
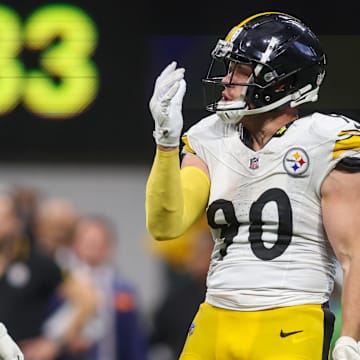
(149, 61, 186, 147)
(333, 336, 360, 360)
(0, 323, 24, 360)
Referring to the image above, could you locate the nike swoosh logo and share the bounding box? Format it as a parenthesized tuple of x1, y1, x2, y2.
(280, 329, 303, 338)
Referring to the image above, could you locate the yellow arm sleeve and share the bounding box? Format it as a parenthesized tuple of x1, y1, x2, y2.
(145, 147, 210, 240)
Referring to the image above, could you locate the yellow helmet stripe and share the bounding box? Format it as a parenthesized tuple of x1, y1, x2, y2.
(225, 11, 295, 42)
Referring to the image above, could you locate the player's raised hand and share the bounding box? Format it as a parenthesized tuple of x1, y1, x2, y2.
(333, 336, 360, 360)
(149, 61, 186, 147)
(0, 323, 24, 360)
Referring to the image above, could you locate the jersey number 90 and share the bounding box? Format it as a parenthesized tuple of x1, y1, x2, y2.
(207, 188, 293, 260)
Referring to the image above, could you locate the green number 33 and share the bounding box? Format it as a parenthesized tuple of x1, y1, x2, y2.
(0, 3, 98, 119)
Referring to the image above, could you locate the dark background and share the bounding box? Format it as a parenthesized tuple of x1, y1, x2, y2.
(1, 0, 359, 164)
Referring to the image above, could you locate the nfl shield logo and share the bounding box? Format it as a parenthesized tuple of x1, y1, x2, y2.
(249, 157, 259, 169)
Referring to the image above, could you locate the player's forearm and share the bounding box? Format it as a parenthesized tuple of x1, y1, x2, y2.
(146, 147, 183, 239)
(145, 147, 209, 240)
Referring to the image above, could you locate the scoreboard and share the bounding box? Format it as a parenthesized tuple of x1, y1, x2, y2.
(0, 1, 149, 163)
(0, 1, 359, 163)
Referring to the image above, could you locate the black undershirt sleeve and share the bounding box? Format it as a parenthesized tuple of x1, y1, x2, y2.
(336, 157, 360, 172)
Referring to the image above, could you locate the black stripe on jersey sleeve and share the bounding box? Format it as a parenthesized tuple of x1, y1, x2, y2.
(336, 157, 360, 172)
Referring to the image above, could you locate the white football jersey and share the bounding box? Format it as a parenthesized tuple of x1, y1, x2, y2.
(182, 112, 360, 310)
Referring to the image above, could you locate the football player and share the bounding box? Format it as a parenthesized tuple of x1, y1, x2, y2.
(146, 12, 360, 359)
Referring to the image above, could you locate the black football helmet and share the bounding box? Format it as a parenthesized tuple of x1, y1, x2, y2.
(202, 12, 327, 123)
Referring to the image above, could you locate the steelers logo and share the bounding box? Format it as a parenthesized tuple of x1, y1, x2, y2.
(283, 147, 309, 176)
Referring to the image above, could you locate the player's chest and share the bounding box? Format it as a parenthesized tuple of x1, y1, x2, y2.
(207, 137, 320, 214)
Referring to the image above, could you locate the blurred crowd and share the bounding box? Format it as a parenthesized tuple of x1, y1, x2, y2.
(0, 183, 343, 360)
(0, 183, 215, 360)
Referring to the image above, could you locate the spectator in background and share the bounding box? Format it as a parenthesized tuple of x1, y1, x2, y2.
(32, 197, 79, 270)
(12, 184, 41, 244)
(0, 190, 97, 360)
(30, 196, 104, 359)
(68, 214, 148, 360)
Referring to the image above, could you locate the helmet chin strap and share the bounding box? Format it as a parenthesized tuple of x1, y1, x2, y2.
(217, 100, 248, 124)
(216, 89, 249, 123)
(217, 84, 318, 124)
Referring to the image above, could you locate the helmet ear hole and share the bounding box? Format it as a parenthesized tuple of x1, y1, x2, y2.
(247, 89, 268, 107)
(248, 73, 298, 108)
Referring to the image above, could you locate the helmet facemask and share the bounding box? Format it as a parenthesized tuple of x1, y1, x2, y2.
(202, 39, 255, 124)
